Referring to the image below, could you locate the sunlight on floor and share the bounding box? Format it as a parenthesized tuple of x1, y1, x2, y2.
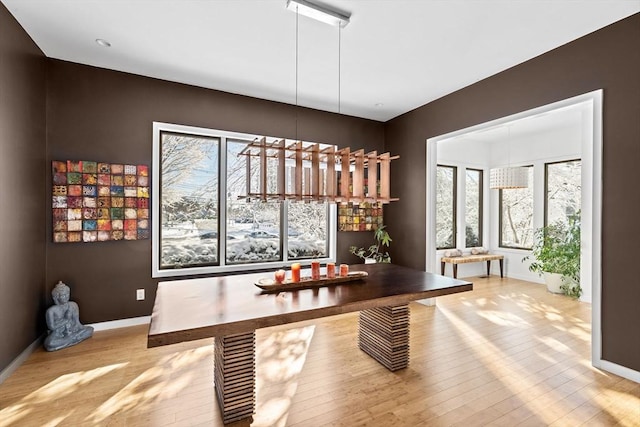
(577, 358, 611, 378)
(437, 283, 640, 425)
(437, 304, 622, 425)
(476, 310, 530, 327)
(0, 362, 127, 427)
(535, 335, 572, 354)
(0, 326, 317, 427)
(598, 388, 640, 424)
(253, 325, 315, 427)
(41, 415, 72, 427)
(567, 315, 591, 340)
(86, 346, 210, 423)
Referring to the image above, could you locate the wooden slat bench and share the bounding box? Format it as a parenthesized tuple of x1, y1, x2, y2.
(440, 254, 504, 279)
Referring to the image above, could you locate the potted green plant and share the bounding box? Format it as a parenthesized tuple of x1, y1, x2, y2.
(523, 216, 581, 298)
(349, 225, 392, 263)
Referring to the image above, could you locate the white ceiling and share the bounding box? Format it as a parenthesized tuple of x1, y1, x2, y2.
(445, 101, 586, 146)
(3, 0, 638, 122)
(438, 100, 588, 164)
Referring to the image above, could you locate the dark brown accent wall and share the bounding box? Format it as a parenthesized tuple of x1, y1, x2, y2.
(385, 13, 640, 371)
(46, 60, 384, 324)
(0, 4, 47, 372)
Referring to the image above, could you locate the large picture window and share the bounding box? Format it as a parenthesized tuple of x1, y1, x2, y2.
(436, 165, 456, 249)
(499, 165, 534, 249)
(545, 159, 581, 226)
(153, 123, 335, 277)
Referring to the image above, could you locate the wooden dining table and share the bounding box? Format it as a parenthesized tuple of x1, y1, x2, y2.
(148, 263, 472, 424)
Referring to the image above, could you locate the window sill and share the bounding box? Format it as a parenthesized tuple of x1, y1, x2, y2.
(153, 257, 337, 279)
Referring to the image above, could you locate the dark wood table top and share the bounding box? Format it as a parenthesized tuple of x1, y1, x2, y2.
(147, 263, 472, 348)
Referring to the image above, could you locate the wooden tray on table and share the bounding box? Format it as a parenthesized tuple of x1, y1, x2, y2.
(255, 271, 368, 293)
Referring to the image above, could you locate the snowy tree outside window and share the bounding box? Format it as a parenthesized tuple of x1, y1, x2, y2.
(436, 165, 456, 249)
(160, 132, 219, 269)
(225, 140, 329, 264)
(465, 169, 482, 247)
(545, 160, 581, 226)
(226, 140, 281, 264)
(153, 123, 334, 277)
(499, 166, 534, 249)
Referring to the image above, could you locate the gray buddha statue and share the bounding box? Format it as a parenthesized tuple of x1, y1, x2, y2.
(44, 281, 94, 351)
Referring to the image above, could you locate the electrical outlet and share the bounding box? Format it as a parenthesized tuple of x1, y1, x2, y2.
(136, 289, 145, 301)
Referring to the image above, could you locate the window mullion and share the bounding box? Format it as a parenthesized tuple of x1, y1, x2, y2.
(282, 201, 289, 262)
(219, 136, 228, 266)
(457, 168, 465, 249)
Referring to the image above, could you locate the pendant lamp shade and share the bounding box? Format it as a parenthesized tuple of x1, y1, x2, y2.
(489, 167, 529, 189)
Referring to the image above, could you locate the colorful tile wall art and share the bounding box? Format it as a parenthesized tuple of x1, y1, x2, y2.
(52, 160, 150, 243)
(338, 202, 383, 232)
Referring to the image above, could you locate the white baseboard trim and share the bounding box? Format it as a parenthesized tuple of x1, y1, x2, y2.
(0, 335, 44, 385)
(505, 273, 545, 284)
(89, 316, 151, 331)
(594, 358, 640, 384)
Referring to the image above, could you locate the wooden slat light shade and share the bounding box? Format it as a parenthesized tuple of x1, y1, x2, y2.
(340, 147, 351, 203)
(237, 138, 399, 204)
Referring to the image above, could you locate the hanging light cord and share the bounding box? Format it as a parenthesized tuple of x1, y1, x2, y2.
(338, 26, 341, 114)
(294, 6, 299, 141)
(507, 126, 511, 167)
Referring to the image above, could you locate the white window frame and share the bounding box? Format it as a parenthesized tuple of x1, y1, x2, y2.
(498, 165, 534, 250)
(435, 164, 457, 250)
(152, 122, 337, 278)
(544, 158, 582, 227)
(434, 163, 486, 252)
(464, 167, 484, 248)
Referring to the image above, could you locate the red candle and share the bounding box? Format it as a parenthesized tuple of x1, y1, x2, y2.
(339, 264, 349, 277)
(275, 269, 286, 283)
(311, 261, 321, 280)
(326, 262, 336, 279)
(291, 263, 301, 283)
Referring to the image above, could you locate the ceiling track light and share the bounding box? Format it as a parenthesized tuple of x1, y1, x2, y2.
(286, 0, 350, 27)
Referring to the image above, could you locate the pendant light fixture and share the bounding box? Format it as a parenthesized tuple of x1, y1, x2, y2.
(235, 0, 398, 204)
(489, 166, 528, 189)
(489, 126, 528, 189)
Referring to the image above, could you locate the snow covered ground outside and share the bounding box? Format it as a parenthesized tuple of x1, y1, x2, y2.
(161, 221, 325, 267)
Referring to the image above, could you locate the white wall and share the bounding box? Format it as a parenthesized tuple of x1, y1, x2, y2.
(438, 137, 492, 166)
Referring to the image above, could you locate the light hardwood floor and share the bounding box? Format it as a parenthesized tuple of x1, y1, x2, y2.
(1, 276, 638, 427)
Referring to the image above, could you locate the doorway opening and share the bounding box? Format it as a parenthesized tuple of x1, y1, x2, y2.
(425, 90, 604, 369)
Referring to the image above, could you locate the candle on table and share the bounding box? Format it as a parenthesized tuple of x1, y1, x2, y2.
(311, 261, 321, 280)
(291, 263, 301, 282)
(274, 269, 286, 283)
(326, 262, 336, 279)
(339, 264, 349, 277)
